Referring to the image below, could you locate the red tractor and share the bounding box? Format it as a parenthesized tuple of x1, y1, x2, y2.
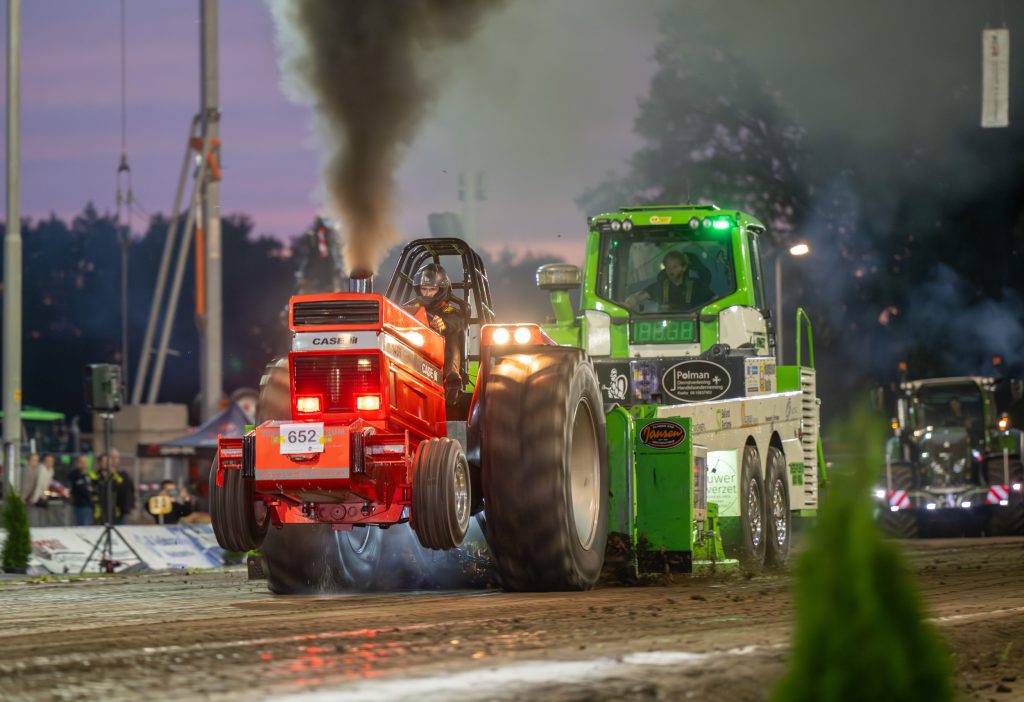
(210, 239, 608, 592)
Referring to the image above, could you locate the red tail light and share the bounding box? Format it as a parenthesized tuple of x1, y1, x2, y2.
(295, 395, 321, 414)
(356, 394, 381, 411)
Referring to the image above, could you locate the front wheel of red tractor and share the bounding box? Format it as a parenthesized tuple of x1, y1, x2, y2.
(412, 437, 472, 550)
(210, 462, 269, 553)
(481, 350, 608, 591)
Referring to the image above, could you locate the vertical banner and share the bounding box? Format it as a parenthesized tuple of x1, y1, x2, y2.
(982, 28, 1010, 128)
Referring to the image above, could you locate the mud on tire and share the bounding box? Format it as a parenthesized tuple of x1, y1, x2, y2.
(482, 350, 608, 591)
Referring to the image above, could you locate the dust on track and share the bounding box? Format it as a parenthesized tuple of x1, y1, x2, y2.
(1, 537, 1022, 702)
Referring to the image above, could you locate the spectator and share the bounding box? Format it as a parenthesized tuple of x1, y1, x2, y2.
(19, 452, 40, 503)
(146, 480, 196, 524)
(67, 455, 94, 526)
(109, 448, 135, 524)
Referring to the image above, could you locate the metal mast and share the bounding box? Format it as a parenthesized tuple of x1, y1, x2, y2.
(199, 0, 222, 422)
(4, 0, 22, 492)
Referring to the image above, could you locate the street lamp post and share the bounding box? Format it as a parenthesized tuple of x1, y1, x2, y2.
(4, 0, 22, 494)
(774, 243, 810, 365)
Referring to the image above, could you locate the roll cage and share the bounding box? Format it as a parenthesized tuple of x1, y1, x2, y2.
(385, 238, 496, 328)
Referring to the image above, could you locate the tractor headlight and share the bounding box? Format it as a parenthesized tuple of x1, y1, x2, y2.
(492, 327, 511, 345)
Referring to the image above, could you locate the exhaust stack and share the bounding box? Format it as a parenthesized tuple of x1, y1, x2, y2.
(349, 269, 373, 294)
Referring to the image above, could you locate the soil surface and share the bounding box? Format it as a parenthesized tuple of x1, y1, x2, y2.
(1, 537, 1022, 701)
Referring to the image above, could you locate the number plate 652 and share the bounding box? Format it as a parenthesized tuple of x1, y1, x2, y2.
(279, 422, 324, 455)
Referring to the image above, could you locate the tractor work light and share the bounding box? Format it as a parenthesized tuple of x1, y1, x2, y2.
(689, 217, 701, 229)
(1000, 499, 1010, 506)
(484, 324, 549, 346)
(1013, 483, 1022, 492)
(621, 219, 634, 232)
(296, 395, 321, 414)
(513, 327, 533, 344)
(961, 501, 972, 508)
(610, 219, 622, 231)
(356, 395, 381, 411)
(998, 415, 1010, 431)
(926, 503, 937, 510)
(874, 489, 886, 499)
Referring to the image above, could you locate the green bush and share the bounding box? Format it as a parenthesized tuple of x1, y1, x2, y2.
(773, 402, 953, 702)
(2, 484, 32, 572)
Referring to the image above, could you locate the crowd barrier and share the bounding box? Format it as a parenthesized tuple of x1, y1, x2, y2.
(0, 524, 227, 575)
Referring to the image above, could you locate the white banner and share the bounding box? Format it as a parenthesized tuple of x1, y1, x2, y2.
(0, 525, 225, 575)
(982, 28, 1010, 128)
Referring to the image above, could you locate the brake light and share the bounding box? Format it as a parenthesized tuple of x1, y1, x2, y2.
(356, 394, 381, 411)
(296, 395, 321, 414)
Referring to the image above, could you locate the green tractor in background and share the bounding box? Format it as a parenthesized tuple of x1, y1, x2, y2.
(534, 204, 826, 574)
(878, 375, 1024, 537)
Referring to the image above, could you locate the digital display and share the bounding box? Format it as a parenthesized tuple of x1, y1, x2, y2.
(631, 319, 696, 344)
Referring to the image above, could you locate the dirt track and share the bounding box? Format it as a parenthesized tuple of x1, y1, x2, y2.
(1, 537, 1022, 701)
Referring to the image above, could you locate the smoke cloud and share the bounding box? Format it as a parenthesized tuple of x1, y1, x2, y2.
(270, 0, 507, 273)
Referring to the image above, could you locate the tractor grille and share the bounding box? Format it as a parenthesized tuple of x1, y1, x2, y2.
(292, 354, 381, 413)
(292, 299, 380, 327)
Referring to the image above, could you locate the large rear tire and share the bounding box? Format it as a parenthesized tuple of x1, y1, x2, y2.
(262, 525, 349, 594)
(482, 351, 608, 591)
(412, 438, 472, 550)
(764, 446, 791, 569)
(878, 462, 919, 538)
(335, 526, 385, 586)
(985, 457, 1024, 536)
(257, 357, 290, 423)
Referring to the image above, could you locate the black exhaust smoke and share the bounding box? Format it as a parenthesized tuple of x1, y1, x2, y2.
(270, 0, 507, 275)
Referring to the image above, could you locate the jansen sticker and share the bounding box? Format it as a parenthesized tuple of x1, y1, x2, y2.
(640, 420, 687, 449)
(662, 360, 730, 403)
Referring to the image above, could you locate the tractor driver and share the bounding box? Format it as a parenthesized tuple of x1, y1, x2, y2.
(625, 250, 713, 311)
(407, 263, 466, 406)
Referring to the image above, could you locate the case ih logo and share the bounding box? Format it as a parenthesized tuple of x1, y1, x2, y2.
(641, 420, 686, 449)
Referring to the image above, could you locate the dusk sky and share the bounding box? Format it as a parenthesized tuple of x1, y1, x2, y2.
(0, 1, 659, 262)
